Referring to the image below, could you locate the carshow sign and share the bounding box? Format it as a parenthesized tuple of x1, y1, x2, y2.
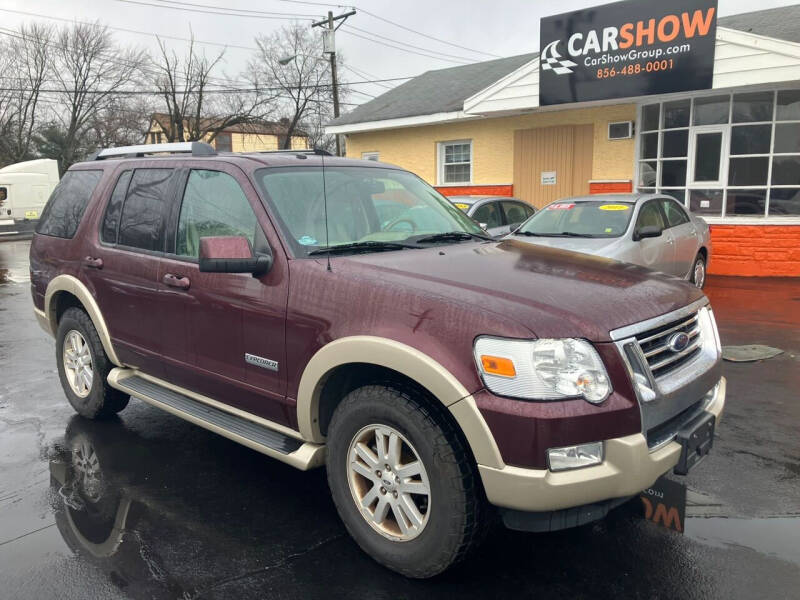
(539, 0, 717, 105)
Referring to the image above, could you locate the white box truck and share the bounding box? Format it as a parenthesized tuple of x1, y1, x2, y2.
(0, 159, 60, 237)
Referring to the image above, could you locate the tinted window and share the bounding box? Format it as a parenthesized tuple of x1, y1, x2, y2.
(176, 170, 258, 257)
(660, 199, 690, 228)
(101, 171, 132, 244)
(636, 201, 665, 232)
(118, 169, 175, 251)
(472, 202, 503, 229)
(501, 202, 529, 227)
(36, 170, 102, 238)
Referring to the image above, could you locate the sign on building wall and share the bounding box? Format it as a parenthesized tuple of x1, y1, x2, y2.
(539, 0, 717, 105)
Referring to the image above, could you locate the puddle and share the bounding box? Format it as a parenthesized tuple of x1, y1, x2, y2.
(687, 516, 800, 565)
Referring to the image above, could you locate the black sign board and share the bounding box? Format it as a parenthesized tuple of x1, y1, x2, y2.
(640, 476, 687, 533)
(539, 0, 718, 105)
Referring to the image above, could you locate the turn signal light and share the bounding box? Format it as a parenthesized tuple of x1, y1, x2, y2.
(480, 355, 516, 378)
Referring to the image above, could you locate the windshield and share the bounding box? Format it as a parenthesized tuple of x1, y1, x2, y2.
(517, 200, 634, 238)
(255, 166, 484, 256)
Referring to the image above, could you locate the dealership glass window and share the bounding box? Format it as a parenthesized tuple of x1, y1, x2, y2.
(438, 140, 471, 184)
(638, 89, 800, 219)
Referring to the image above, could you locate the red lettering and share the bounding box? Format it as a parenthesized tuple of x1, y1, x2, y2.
(657, 15, 680, 43)
(619, 23, 634, 49)
(653, 503, 683, 532)
(682, 7, 716, 38)
(636, 18, 656, 46)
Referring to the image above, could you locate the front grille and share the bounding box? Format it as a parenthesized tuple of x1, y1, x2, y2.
(635, 311, 702, 378)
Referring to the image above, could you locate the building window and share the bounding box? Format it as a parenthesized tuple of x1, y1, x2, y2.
(362, 152, 379, 161)
(438, 140, 472, 185)
(215, 133, 232, 153)
(637, 89, 800, 218)
(148, 132, 162, 144)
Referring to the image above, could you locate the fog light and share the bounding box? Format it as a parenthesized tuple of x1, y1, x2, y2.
(547, 442, 604, 472)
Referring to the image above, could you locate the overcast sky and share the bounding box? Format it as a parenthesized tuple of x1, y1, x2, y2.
(1, 0, 798, 109)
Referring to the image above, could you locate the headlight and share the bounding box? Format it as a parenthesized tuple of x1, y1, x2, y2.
(474, 336, 611, 404)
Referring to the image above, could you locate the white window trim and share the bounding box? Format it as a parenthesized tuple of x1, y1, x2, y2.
(634, 86, 800, 223)
(361, 151, 379, 161)
(437, 140, 473, 186)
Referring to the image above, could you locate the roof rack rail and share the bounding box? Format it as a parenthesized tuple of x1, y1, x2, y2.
(89, 141, 217, 161)
(255, 148, 333, 156)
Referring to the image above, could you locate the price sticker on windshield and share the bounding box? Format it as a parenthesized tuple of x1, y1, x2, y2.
(548, 203, 575, 210)
(598, 204, 630, 211)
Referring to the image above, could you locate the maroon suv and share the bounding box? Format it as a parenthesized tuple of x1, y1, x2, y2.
(30, 142, 725, 578)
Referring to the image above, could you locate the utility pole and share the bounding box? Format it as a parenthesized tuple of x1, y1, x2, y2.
(312, 9, 356, 156)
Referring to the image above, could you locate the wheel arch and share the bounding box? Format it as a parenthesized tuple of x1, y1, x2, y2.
(44, 274, 123, 367)
(296, 336, 504, 469)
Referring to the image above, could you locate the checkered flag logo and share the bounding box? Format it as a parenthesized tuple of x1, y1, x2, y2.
(541, 40, 577, 75)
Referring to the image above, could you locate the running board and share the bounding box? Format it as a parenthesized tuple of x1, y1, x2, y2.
(108, 368, 325, 470)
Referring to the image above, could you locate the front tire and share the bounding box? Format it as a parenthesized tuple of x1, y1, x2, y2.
(691, 254, 706, 289)
(56, 307, 129, 419)
(326, 383, 487, 578)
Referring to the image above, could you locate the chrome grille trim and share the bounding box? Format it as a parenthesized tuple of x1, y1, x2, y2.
(644, 326, 700, 358)
(637, 314, 698, 346)
(609, 297, 708, 341)
(648, 338, 701, 372)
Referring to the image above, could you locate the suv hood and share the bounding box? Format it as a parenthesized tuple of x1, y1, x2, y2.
(344, 239, 704, 342)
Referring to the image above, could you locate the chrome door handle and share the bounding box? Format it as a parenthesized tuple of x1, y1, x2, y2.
(162, 273, 191, 290)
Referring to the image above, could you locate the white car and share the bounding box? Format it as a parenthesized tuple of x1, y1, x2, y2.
(510, 194, 712, 288)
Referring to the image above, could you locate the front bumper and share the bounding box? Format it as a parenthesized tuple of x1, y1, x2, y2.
(477, 376, 725, 512)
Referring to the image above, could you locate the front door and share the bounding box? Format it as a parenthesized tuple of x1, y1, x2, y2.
(513, 125, 594, 209)
(633, 199, 675, 275)
(158, 163, 290, 425)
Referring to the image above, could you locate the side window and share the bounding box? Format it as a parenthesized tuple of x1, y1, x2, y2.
(635, 201, 666, 233)
(501, 201, 529, 227)
(101, 170, 132, 244)
(524, 205, 536, 218)
(661, 198, 690, 228)
(36, 170, 103, 239)
(472, 202, 503, 228)
(176, 170, 259, 258)
(118, 169, 175, 251)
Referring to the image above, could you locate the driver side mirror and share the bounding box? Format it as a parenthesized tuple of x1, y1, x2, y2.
(634, 225, 663, 241)
(199, 236, 272, 276)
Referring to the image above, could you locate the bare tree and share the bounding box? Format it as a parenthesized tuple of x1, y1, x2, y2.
(250, 23, 340, 150)
(49, 21, 146, 170)
(151, 33, 270, 144)
(0, 23, 52, 165)
(90, 96, 154, 149)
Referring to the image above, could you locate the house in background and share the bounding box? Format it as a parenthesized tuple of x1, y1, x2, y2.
(327, 6, 800, 278)
(146, 113, 309, 152)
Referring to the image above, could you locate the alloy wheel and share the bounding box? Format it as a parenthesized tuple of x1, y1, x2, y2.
(694, 259, 706, 288)
(347, 424, 431, 541)
(63, 330, 94, 398)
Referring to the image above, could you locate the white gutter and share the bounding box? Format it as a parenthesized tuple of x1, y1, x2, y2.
(325, 111, 479, 135)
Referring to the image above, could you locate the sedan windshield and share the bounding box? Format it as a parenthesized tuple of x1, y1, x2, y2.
(255, 166, 485, 256)
(516, 200, 634, 238)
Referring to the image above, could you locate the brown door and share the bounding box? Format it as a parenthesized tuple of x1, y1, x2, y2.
(513, 124, 593, 208)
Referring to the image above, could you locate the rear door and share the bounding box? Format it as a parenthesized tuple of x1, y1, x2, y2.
(157, 163, 290, 424)
(86, 165, 180, 377)
(660, 197, 697, 277)
(632, 199, 675, 275)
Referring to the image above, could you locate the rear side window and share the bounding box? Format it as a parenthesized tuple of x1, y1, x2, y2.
(118, 169, 175, 251)
(101, 170, 132, 244)
(501, 201, 529, 227)
(472, 202, 503, 228)
(661, 198, 690, 228)
(36, 170, 102, 238)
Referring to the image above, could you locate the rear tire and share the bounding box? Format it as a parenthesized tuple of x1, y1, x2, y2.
(326, 383, 488, 578)
(56, 307, 129, 419)
(691, 254, 706, 289)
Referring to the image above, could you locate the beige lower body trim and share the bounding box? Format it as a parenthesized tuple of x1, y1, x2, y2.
(108, 368, 325, 471)
(34, 307, 51, 337)
(478, 377, 726, 512)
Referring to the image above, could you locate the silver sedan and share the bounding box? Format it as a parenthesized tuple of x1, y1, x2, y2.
(509, 194, 712, 288)
(449, 195, 536, 237)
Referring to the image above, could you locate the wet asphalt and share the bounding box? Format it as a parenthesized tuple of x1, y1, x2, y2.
(1, 238, 799, 599)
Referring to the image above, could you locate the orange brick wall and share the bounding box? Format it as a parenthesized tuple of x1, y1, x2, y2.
(709, 225, 800, 277)
(436, 184, 513, 197)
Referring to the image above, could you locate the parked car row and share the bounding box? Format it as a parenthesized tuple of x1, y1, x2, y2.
(451, 193, 710, 288)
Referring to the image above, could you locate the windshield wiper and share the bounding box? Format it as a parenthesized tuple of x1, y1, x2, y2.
(307, 241, 420, 256)
(513, 230, 544, 237)
(557, 231, 594, 237)
(411, 231, 493, 244)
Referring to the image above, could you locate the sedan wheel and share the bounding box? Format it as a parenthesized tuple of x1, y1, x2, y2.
(692, 256, 706, 289)
(347, 424, 431, 541)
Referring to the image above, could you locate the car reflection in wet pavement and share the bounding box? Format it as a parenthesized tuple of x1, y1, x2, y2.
(2, 239, 800, 599)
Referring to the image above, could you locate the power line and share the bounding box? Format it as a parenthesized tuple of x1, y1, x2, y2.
(339, 28, 471, 65)
(150, 0, 323, 18)
(111, 0, 321, 21)
(343, 23, 481, 63)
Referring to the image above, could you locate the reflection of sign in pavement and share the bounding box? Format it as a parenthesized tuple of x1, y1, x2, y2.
(640, 476, 686, 533)
(539, 0, 718, 105)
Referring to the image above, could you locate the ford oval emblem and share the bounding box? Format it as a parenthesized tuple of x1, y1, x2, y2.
(667, 332, 690, 352)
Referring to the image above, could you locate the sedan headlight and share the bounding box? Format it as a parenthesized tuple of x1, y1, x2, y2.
(474, 336, 611, 403)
